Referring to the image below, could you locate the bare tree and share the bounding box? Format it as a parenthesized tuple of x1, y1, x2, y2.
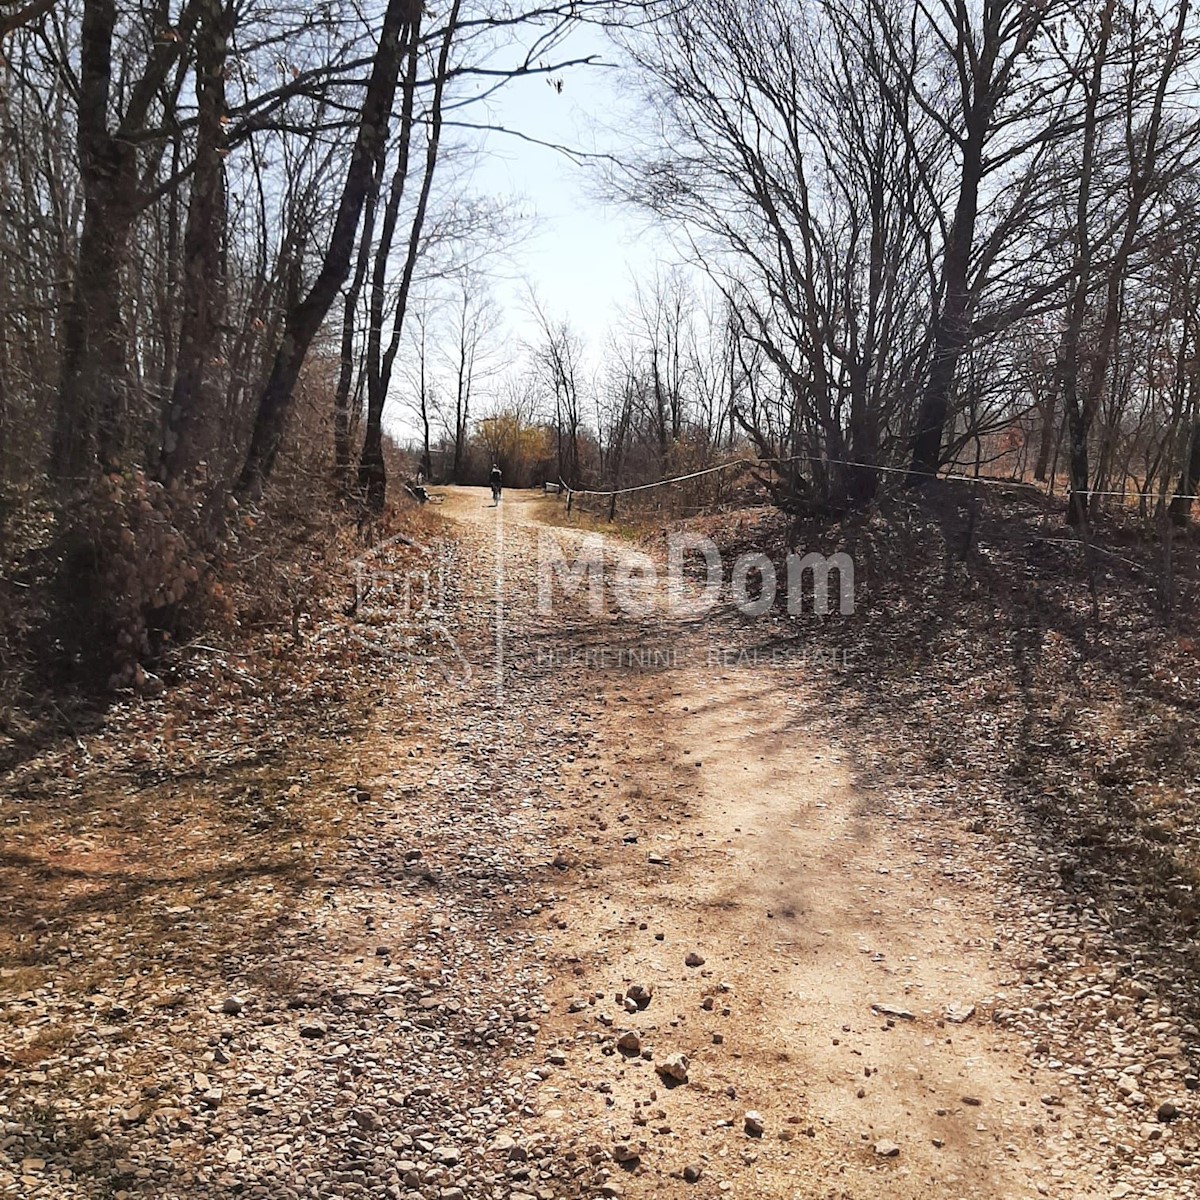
(530, 298, 585, 488)
(898, 0, 1070, 481)
(616, 0, 945, 505)
(51, 0, 204, 482)
(238, 0, 423, 496)
(445, 270, 502, 481)
(160, 0, 234, 485)
(1057, 0, 1197, 523)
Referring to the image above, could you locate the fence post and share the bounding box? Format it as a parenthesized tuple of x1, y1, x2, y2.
(566, 488, 573, 517)
(609, 492, 617, 522)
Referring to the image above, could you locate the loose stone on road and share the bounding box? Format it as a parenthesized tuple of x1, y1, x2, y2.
(1, 487, 1195, 1200)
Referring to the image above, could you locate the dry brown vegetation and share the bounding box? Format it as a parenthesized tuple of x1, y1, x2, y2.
(695, 484, 1200, 1030)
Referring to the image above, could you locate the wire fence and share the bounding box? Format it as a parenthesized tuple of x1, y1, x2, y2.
(552, 453, 1200, 522)
(559, 457, 755, 522)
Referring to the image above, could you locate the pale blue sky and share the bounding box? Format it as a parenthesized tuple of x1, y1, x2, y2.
(451, 23, 678, 372)
(389, 22, 687, 440)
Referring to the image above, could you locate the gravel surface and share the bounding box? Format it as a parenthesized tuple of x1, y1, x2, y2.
(2, 487, 1197, 1199)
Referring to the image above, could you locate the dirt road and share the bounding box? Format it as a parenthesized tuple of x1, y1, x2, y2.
(2, 487, 1193, 1200)
(439, 485, 1196, 1200)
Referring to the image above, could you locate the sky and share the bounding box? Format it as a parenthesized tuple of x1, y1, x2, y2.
(440, 22, 681, 382)
(384, 19, 700, 443)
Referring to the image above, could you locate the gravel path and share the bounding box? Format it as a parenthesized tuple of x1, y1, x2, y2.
(1, 487, 1196, 1199)
(1, 491, 607, 1200)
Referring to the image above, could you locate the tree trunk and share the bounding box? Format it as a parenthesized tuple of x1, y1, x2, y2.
(1057, 0, 1112, 525)
(420, 407, 432, 480)
(906, 0, 1041, 486)
(1064, 380, 1091, 525)
(333, 154, 385, 494)
(51, 0, 132, 482)
(452, 401, 466, 481)
(52, 0, 199, 483)
(907, 150, 979, 483)
(452, 364, 469, 483)
(845, 356, 879, 503)
(1069, 0, 1187, 525)
(156, 138, 183, 414)
(358, 0, 459, 512)
(237, 0, 419, 497)
(1034, 377, 1058, 482)
(160, 0, 230, 485)
(1169, 406, 1200, 526)
(0, 294, 9, 471)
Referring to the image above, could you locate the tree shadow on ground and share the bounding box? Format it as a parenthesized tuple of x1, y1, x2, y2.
(713, 482, 1200, 1046)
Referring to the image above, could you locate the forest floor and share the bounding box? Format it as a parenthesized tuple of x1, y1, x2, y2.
(1, 486, 1197, 1200)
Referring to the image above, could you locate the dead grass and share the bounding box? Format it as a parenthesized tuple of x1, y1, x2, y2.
(524, 491, 660, 542)
(0, 499, 439, 1028)
(8, 1024, 76, 1066)
(694, 481, 1200, 1036)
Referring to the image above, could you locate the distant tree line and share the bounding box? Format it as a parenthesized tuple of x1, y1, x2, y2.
(424, 0, 1200, 526)
(5, 0, 1200, 682)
